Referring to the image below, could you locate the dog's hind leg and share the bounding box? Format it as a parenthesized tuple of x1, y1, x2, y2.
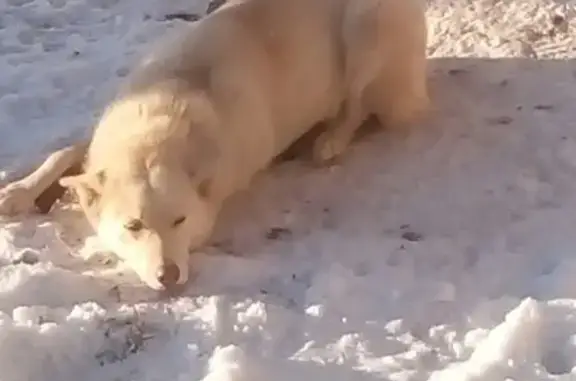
(0, 143, 88, 216)
(312, 0, 429, 164)
(312, 0, 384, 164)
(368, 1, 429, 131)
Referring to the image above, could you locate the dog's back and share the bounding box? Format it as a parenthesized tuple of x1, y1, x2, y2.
(116, 0, 349, 158)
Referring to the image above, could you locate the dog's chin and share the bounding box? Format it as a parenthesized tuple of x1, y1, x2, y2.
(157, 283, 187, 299)
(142, 278, 167, 291)
(139, 268, 190, 296)
(139, 278, 187, 299)
(176, 261, 190, 285)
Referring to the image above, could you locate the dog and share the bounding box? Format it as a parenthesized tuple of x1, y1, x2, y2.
(0, 0, 429, 291)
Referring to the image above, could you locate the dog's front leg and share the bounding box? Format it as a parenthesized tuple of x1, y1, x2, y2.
(0, 143, 88, 216)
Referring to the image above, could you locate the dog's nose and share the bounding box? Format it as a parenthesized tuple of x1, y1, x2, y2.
(157, 262, 180, 287)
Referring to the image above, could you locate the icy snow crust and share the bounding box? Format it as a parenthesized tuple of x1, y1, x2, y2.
(2, 0, 576, 380)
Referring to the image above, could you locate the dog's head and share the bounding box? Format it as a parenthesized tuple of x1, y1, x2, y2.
(60, 162, 218, 291)
(60, 89, 221, 291)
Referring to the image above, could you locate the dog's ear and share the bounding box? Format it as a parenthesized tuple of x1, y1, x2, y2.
(59, 171, 106, 206)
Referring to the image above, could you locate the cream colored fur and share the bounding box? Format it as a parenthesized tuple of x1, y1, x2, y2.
(0, 0, 429, 290)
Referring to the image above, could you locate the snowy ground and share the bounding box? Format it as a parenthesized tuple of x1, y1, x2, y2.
(1, 0, 576, 380)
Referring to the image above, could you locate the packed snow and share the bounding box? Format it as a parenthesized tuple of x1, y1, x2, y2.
(1, 0, 576, 380)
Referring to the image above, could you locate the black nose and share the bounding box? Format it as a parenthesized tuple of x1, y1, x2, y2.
(157, 262, 180, 287)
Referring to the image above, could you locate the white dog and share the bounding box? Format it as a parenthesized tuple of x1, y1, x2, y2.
(0, 0, 429, 291)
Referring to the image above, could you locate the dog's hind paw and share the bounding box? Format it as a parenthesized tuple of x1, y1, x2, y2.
(312, 130, 350, 165)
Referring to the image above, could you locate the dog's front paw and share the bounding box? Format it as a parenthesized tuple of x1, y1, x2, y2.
(0, 182, 37, 216)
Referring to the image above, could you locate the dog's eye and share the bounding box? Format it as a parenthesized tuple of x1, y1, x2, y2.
(125, 219, 144, 232)
(172, 216, 186, 227)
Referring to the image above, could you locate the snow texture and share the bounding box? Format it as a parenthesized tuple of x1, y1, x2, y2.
(2, 0, 576, 380)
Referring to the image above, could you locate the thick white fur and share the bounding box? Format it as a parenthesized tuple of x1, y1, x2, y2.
(0, 0, 429, 290)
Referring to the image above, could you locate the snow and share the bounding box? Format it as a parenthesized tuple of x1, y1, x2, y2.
(1, 0, 576, 380)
